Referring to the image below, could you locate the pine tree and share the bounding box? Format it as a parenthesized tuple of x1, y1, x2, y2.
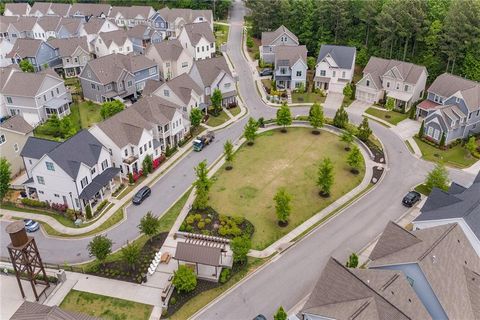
(357, 118, 372, 142)
(333, 105, 349, 129)
(418, 120, 425, 138)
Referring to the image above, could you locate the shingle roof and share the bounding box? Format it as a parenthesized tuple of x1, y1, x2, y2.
(126, 24, 149, 39)
(1, 69, 61, 97)
(58, 17, 83, 34)
(30, 2, 51, 16)
(50, 3, 72, 17)
(147, 39, 184, 61)
(109, 6, 154, 19)
(317, 44, 356, 69)
(369, 222, 480, 320)
(175, 242, 222, 266)
(274, 45, 307, 67)
(11, 301, 98, 320)
(20, 137, 61, 159)
(301, 258, 429, 320)
(12, 16, 38, 32)
(98, 29, 129, 47)
(82, 17, 111, 34)
(142, 79, 164, 96)
(6, 38, 43, 58)
(48, 36, 89, 57)
(0, 115, 33, 135)
(370, 222, 422, 261)
(70, 3, 111, 17)
(192, 56, 232, 87)
(37, 16, 61, 32)
(157, 7, 213, 25)
(428, 73, 478, 98)
(261, 25, 298, 46)
(5, 3, 30, 16)
(363, 57, 427, 88)
(161, 73, 202, 104)
(182, 22, 215, 46)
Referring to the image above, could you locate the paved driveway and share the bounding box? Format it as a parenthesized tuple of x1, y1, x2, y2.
(323, 92, 344, 110)
(349, 100, 372, 115)
(391, 118, 421, 140)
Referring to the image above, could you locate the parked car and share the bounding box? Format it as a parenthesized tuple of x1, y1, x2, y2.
(132, 186, 151, 205)
(402, 191, 421, 207)
(253, 315, 267, 320)
(259, 68, 273, 76)
(23, 219, 39, 233)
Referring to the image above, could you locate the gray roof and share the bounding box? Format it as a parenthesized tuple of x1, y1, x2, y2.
(415, 172, 480, 240)
(274, 45, 307, 67)
(261, 25, 298, 46)
(57, 17, 83, 34)
(11, 17, 38, 33)
(317, 44, 356, 69)
(363, 57, 427, 88)
(50, 3, 72, 17)
(70, 3, 111, 17)
(1, 68, 61, 97)
(109, 6, 154, 19)
(174, 242, 222, 266)
(301, 258, 429, 320)
(20, 137, 61, 159)
(147, 39, 184, 61)
(369, 222, 480, 320)
(157, 7, 213, 25)
(161, 73, 202, 104)
(428, 73, 479, 98)
(48, 37, 89, 57)
(5, 3, 30, 16)
(182, 22, 215, 46)
(37, 16, 62, 32)
(192, 56, 233, 88)
(0, 115, 33, 134)
(79, 167, 120, 200)
(126, 24, 149, 40)
(11, 301, 98, 320)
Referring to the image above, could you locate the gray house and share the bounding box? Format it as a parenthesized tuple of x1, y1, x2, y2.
(273, 45, 308, 90)
(6, 38, 60, 71)
(48, 36, 92, 77)
(79, 53, 158, 103)
(260, 25, 299, 64)
(417, 73, 480, 144)
(150, 7, 213, 38)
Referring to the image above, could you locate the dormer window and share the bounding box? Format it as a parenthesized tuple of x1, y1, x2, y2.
(396, 83, 400, 90)
(366, 80, 370, 87)
(386, 82, 390, 88)
(164, 89, 169, 97)
(456, 97, 460, 103)
(404, 85, 409, 92)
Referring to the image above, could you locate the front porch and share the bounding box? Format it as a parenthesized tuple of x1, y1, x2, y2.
(79, 167, 122, 211)
(45, 95, 72, 120)
(64, 66, 82, 78)
(387, 91, 413, 112)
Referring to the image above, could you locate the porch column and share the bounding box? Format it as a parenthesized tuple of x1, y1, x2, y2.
(100, 189, 104, 201)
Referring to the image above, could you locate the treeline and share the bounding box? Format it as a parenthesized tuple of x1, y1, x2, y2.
(246, 0, 480, 82)
(0, 0, 231, 20)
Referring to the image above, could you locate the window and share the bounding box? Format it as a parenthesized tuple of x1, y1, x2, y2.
(366, 80, 370, 87)
(332, 71, 336, 77)
(66, 58, 70, 63)
(181, 62, 188, 68)
(80, 176, 88, 188)
(404, 85, 409, 92)
(210, 43, 213, 48)
(0, 134, 5, 145)
(46, 162, 55, 171)
(148, 141, 152, 148)
(433, 129, 440, 140)
(320, 70, 326, 76)
(127, 81, 133, 87)
(91, 167, 96, 175)
(386, 82, 390, 88)
(44, 95, 47, 101)
(75, 198, 80, 207)
(87, 70, 92, 78)
(139, 147, 143, 155)
(224, 83, 231, 89)
(38, 190, 44, 194)
(469, 112, 472, 119)
(51, 91, 54, 97)
(54, 194, 59, 197)
(342, 71, 346, 78)
(119, 47, 123, 52)
(6, 97, 12, 103)
(202, 46, 205, 52)
(56, 88, 59, 94)
(124, 149, 128, 156)
(13, 143, 19, 152)
(427, 126, 433, 137)
(296, 71, 302, 77)
(126, 46, 130, 52)
(164, 124, 169, 132)
(101, 159, 108, 170)
(37, 176, 45, 185)
(396, 83, 400, 90)
(166, 62, 171, 67)
(91, 83, 96, 90)
(456, 97, 460, 103)
(164, 89, 169, 97)
(74, 57, 78, 63)
(197, 47, 200, 52)
(149, 67, 156, 75)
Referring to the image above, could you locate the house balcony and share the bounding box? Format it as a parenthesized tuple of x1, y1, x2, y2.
(123, 155, 138, 165)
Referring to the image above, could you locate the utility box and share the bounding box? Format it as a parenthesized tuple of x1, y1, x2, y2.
(56, 269, 66, 282)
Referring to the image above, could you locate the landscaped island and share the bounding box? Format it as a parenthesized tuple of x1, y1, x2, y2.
(208, 127, 365, 250)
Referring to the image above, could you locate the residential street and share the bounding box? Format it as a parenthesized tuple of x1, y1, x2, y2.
(0, 0, 476, 316)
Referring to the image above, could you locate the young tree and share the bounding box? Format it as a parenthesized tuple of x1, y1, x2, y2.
(345, 253, 359, 268)
(307, 56, 316, 70)
(0, 158, 11, 202)
(425, 163, 449, 193)
(223, 140, 234, 170)
(142, 155, 153, 175)
(59, 117, 76, 138)
(230, 236, 251, 265)
(317, 158, 334, 197)
(211, 88, 223, 116)
(465, 136, 477, 156)
(19, 59, 34, 72)
(190, 108, 203, 131)
(309, 102, 324, 134)
(343, 83, 353, 99)
(244, 117, 259, 145)
(340, 131, 354, 151)
(385, 97, 395, 111)
(274, 188, 291, 225)
(138, 211, 161, 242)
(357, 118, 372, 142)
(276, 103, 292, 132)
(274, 306, 288, 320)
(85, 204, 93, 220)
(193, 160, 212, 210)
(418, 120, 425, 138)
(347, 146, 362, 174)
(439, 132, 446, 149)
(128, 172, 134, 184)
(87, 235, 112, 266)
(333, 105, 349, 129)
(173, 265, 197, 293)
(121, 241, 141, 271)
(100, 100, 124, 120)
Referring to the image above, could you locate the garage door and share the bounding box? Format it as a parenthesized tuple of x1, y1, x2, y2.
(356, 90, 375, 103)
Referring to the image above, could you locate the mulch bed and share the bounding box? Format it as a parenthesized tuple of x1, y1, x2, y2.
(86, 232, 168, 284)
(365, 140, 385, 164)
(371, 166, 384, 184)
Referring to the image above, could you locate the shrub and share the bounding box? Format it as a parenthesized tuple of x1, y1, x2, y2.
(95, 200, 108, 214)
(231, 237, 251, 264)
(233, 216, 245, 225)
(51, 203, 68, 212)
(186, 215, 195, 225)
(128, 172, 134, 184)
(179, 222, 186, 231)
(218, 226, 228, 236)
(185, 225, 193, 232)
(197, 221, 205, 229)
(85, 205, 92, 220)
(219, 268, 230, 284)
(205, 218, 212, 224)
(21, 198, 49, 208)
(194, 213, 202, 222)
(170, 296, 177, 305)
(173, 265, 197, 293)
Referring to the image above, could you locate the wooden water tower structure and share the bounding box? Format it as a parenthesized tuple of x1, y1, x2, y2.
(5, 220, 50, 301)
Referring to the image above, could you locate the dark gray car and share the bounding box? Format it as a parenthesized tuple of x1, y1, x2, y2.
(132, 186, 151, 205)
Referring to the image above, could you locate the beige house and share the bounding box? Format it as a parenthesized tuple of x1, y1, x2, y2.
(0, 115, 34, 178)
(145, 39, 192, 80)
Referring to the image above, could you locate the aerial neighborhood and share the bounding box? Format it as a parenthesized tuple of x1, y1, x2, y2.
(1, 0, 480, 320)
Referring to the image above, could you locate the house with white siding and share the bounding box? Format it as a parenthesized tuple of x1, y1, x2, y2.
(260, 25, 299, 64)
(79, 17, 119, 53)
(273, 45, 307, 90)
(177, 22, 215, 61)
(0, 40, 14, 67)
(108, 6, 155, 28)
(145, 39, 193, 80)
(93, 30, 134, 57)
(29, 2, 72, 17)
(4, 3, 31, 17)
(314, 44, 356, 93)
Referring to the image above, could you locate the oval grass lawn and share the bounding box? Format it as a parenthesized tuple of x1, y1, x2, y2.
(209, 127, 365, 250)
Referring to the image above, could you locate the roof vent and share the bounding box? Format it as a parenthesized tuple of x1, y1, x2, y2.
(432, 255, 437, 264)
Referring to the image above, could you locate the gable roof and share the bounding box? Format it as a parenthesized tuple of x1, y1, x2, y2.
(5, 3, 30, 16)
(70, 3, 111, 17)
(30, 2, 51, 16)
(157, 7, 213, 25)
(98, 29, 130, 47)
(1, 69, 62, 97)
(160, 73, 202, 104)
(363, 57, 427, 88)
(274, 45, 307, 67)
(6, 38, 43, 58)
(126, 24, 149, 40)
(261, 25, 298, 46)
(148, 39, 184, 61)
(0, 115, 33, 135)
(370, 221, 422, 261)
(109, 6, 154, 19)
(11, 301, 98, 320)
(50, 3, 72, 17)
(175, 242, 222, 266)
(37, 16, 63, 32)
(428, 73, 479, 98)
(182, 22, 215, 46)
(20, 137, 61, 159)
(48, 36, 89, 57)
(192, 55, 233, 87)
(142, 79, 165, 96)
(301, 258, 428, 320)
(11, 16, 38, 33)
(57, 17, 83, 35)
(82, 17, 113, 34)
(317, 44, 356, 69)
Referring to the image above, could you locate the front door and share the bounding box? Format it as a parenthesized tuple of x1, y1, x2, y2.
(63, 195, 68, 206)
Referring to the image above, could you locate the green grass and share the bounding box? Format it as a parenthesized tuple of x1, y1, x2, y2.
(214, 23, 229, 49)
(209, 127, 365, 249)
(60, 290, 153, 320)
(365, 107, 408, 125)
(158, 189, 191, 233)
(1, 203, 77, 228)
(206, 110, 231, 127)
(292, 92, 326, 104)
(413, 137, 477, 168)
(170, 257, 265, 320)
(414, 184, 431, 196)
(405, 140, 414, 153)
(343, 95, 354, 107)
(229, 106, 241, 117)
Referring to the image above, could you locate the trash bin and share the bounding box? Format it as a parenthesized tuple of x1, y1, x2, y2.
(56, 269, 66, 282)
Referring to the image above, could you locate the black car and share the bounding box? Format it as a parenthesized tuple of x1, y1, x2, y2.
(259, 68, 273, 76)
(132, 186, 151, 205)
(402, 191, 421, 207)
(253, 315, 267, 320)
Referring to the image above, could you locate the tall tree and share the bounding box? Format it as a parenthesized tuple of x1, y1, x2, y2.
(276, 103, 292, 131)
(138, 211, 161, 242)
(211, 88, 223, 116)
(317, 158, 334, 197)
(193, 160, 212, 210)
(121, 241, 140, 271)
(347, 146, 362, 174)
(425, 163, 449, 193)
(87, 235, 112, 266)
(357, 118, 372, 142)
(308, 102, 324, 134)
(333, 105, 349, 129)
(230, 236, 251, 264)
(0, 158, 11, 202)
(223, 140, 235, 169)
(190, 108, 203, 131)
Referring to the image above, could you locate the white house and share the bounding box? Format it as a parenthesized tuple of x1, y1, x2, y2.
(355, 57, 427, 111)
(273, 45, 308, 90)
(20, 130, 121, 212)
(108, 6, 155, 28)
(314, 44, 356, 93)
(260, 25, 299, 64)
(145, 39, 193, 80)
(0, 40, 14, 67)
(79, 17, 119, 53)
(177, 22, 215, 61)
(4, 3, 31, 17)
(94, 30, 133, 57)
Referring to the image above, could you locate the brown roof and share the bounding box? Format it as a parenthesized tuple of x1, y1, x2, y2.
(109, 6, 154, 19)
(274, 45, 307, 67)
(12, 16, 38, 32)
(0, 115, 33, 134)
(175, 242, 222, 266)
(1, 69, 61, 97)
(369, 222, 480, 320)
(143, 79, 164, 96)
(126, 24, 149, 39)
(261, 25, 299, 46)
(57, 17, 83, 35)
(157, 7, 213, 25)
(30, 2, 51, 15)
(98, 29, 130, 47)
(50, 3, 72, 17)
(301, 258, 429, 320)
(192, 56, 232, 87)
(363, 57, 427, 88)
(147, 39, 184, 61)
(161, 73, 202, 104)
(82, 17, 111, 35)
(428, 73, 478, 98)
(70, 3, 111, 17)
(5, 3, 30, 16)
(6, 38, 43, 58)
(48, 37, 89, 57)
(37, 16, 61, 32)
(10, 301, 98, 320)
(0, 65, 19, 90)
(182, 22, 215, 46)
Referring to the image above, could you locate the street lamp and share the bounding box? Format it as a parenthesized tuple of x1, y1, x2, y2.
(69, 192, 77, 220)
